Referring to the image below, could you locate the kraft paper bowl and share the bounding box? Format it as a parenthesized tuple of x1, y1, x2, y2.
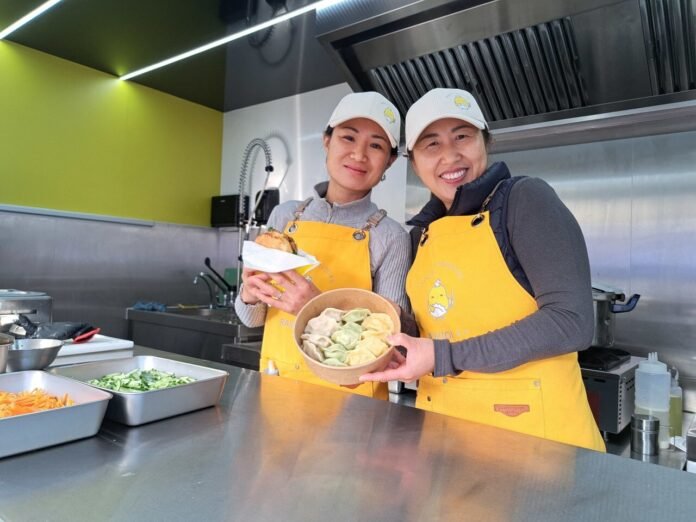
(293, 288, 400, 386)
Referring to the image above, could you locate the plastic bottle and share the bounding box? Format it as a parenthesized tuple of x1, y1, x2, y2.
(634, 352, 671, 449)
(669, 367, 683, 438)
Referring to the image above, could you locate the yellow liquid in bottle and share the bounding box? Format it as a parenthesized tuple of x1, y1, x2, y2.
(669, 394, 683, 438)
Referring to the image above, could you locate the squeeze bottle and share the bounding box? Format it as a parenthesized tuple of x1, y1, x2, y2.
(635, 352, 671, 449)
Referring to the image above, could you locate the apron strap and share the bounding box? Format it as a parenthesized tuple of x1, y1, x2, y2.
(471, 179, 508, 227)
(353, 209, 387, 240)
(287, 197, 313, 233)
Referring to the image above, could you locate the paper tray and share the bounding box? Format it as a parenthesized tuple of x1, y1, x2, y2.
(50, 356, 228, 426)
(0, 371, 112, 459)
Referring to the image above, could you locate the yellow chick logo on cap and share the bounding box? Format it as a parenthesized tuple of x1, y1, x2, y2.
(383, 107, 396, 124)
(428, 279, 452, 318)
(454, 95, 471, 110)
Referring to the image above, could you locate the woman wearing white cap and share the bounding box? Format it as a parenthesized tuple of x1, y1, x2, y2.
(361, 88, 605, 450)
(235, 91, 410, 399)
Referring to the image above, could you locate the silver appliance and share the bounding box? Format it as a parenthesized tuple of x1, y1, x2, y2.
(317, 0, 696, 150)
(0, 290, 52, 334)
(592, 285, 640, 348)
(582, 355, 644, 435)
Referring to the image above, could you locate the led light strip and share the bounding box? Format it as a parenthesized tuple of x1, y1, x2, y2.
(120, 0, 344, 81)
(0, 0, 63, 40)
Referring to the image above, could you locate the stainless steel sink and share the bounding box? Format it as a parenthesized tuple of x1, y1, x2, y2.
(127, 306, 264, 366)
(164, 307, 239, 323)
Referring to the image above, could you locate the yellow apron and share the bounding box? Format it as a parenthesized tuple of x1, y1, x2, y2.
(407, 211, 605, 451)
(259, 205, 389, 400)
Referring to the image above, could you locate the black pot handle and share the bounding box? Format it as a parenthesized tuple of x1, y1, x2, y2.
(612, 294, 640, 313)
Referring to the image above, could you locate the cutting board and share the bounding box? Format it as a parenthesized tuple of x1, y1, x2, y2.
(51, 334, 134, 366)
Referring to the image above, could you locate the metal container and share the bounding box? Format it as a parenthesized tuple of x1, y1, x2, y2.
(631, 413, 659, 456)
(0, 333, 13, 373)
(50, 356, 228, 426)
(0, 370, 112, 458)
(592, 285, 640, 347)
(0, 290, 52, 335)
(7, 339, 63, 372)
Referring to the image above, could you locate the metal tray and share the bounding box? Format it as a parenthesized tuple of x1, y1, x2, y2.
(50, 356, 228, 426)
(0, 371, 112, 459)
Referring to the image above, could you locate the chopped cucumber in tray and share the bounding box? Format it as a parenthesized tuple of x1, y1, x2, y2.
(88, 369, 195, 392)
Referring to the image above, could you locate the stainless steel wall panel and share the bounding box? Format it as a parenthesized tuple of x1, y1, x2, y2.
(0, 211, 239, 340)
(489, 130, 696, 410)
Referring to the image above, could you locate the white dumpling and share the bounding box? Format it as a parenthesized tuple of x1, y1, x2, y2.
(320, 308, 345, 322)
(305, 315, 340, 337)
(302, 340, 324, 362)
(301, 333, 333, 349)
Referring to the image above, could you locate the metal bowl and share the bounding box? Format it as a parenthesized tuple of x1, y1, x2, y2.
(7, 339, 63, 372)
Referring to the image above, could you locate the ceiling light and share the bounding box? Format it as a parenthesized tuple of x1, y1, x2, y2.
(120, 0, 345, 81)
(0, 0, 63, 40)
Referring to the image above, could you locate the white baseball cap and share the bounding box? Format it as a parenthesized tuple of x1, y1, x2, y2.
(405, 88, 488, 151)
(327, 92, 401, 148)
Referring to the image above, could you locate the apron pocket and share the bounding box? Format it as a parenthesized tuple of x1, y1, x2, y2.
(440, 377, 546, 438)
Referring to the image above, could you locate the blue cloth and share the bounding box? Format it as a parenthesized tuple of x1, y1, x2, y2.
(132, 301, 167, 312)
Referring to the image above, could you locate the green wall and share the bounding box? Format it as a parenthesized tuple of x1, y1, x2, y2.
(0, 41, 222, 226)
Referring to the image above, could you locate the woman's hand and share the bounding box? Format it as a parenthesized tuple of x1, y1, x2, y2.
(247, 269, 320, 315)
(359, 333, 435, 384)
(240, 268, 271, 305)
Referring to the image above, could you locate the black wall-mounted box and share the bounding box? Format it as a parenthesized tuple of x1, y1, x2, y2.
(211, 195, 249, 228)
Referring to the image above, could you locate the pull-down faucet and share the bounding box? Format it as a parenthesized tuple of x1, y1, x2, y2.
(193, 273, 216, 309)
(194, 271, 234, 309)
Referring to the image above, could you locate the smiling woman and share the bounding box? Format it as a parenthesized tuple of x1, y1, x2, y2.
(360, 87, 606, 452)
(235, 91, 411, 400)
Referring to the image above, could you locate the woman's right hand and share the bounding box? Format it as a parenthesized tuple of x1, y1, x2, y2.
(240, 268, 271, 305)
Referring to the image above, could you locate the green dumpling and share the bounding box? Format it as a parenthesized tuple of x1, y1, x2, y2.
(341, 308, 371, 324)
(322, 357, 347, 367)
(330, 325, 361, 350)
(322, 344, 348, 363)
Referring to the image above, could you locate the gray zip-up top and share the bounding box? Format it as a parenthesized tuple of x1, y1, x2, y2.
(235, 182, 411, 328)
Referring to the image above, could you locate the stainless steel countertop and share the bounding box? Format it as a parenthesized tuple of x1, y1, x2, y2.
(1, 346, 696, 522)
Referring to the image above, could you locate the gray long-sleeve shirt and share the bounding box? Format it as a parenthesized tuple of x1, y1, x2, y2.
(235, 182, 411, 328)
(428, 176, 594, 376)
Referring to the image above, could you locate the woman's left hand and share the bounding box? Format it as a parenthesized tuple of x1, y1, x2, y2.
(359, 333, 435, 384)
(258, 270, 321, 315)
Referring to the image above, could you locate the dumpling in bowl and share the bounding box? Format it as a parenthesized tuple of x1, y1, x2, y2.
(320, 308, 345, 322)
(362, 313, 394, 335)
(330, 326, 360, 350)
(322, 344, 348, 363)
(301, 333, 333, 349)
(361, 329, 389, 342)
(302, 339, 324, 362)
(322, 357, 347, 367)
(341, 308, 371, 324)
(306, 314, 340, 337)
(354, 336, 389, 357)
(345, 348, 377, 366)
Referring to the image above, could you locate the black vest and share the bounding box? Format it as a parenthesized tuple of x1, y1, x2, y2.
(408, 176, 534, 297)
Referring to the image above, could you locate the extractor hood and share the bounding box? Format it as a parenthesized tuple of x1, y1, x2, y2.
(317, 0, 696, 150)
